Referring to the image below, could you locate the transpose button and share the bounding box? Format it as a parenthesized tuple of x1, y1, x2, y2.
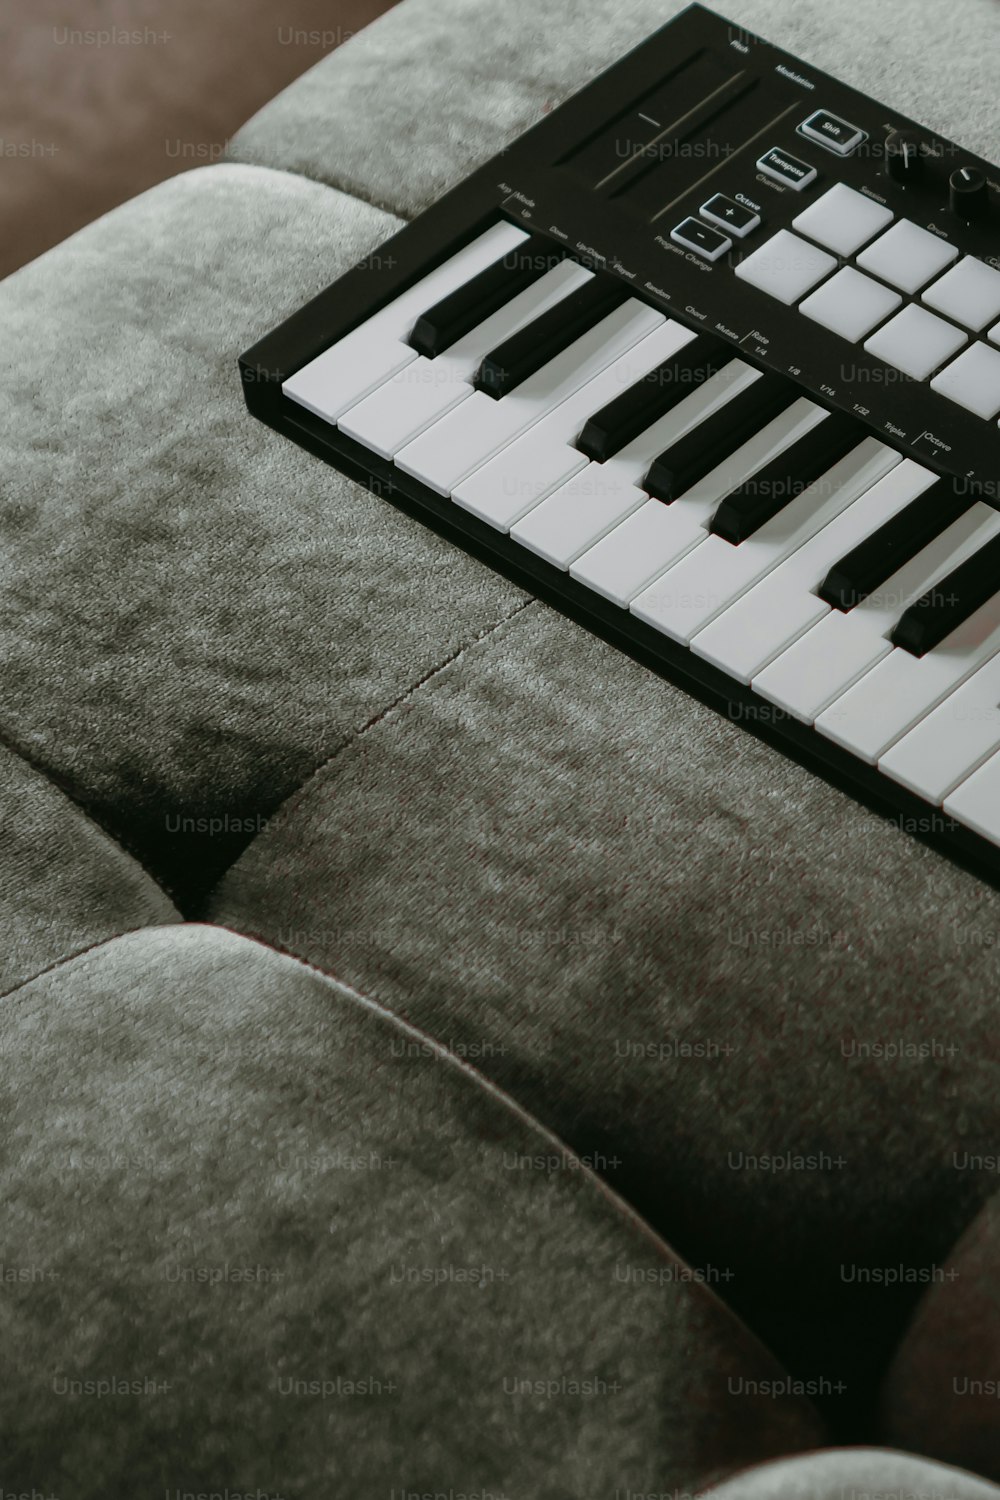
(756, 148, 818, 191)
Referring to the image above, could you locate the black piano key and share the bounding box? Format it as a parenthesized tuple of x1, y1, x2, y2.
(710, 410, 862, 546)
(819, 479, 972, 611)
(575, 332, 728, 463)
(408, 234, 564, 359)
(890, 533, 1000, 657)
(474, 277, 629, 399)
(643, 372, 795, 502)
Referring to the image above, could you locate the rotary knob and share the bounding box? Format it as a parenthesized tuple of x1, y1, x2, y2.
(950, 164, 990, 220)
(885, 129, 925, 185)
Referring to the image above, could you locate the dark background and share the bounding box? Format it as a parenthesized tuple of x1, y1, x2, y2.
(0, 0, 398, 279)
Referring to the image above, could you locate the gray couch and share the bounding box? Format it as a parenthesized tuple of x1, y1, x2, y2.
(2, 0, 1000, 1492)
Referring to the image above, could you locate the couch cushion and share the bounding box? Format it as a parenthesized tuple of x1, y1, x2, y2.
(0, 162, 526, 911)
(881, 1190, 1000, 1481)
(0, 923, 823, 1494)
(0, 744, 176, 993)
(228, 0, 1000, 219)
(209, 600, 1000, 1436)
(700, 1450, 1000, 1500)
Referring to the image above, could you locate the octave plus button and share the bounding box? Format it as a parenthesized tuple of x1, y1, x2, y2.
(700, 194, 761, 237)
(670, 217, 732, 262)
(798, 109, 867, 156)
(756, 148, 818, 191)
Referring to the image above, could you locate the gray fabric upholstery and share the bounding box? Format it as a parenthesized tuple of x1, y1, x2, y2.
(2, 0, 1000, 1487)
(0, 162, 526, 910)
(210, 600, 1000, 1430)
(701, 1450, 1000, 1500)
(0, 924, 823, 1495)
(0, 743, 177, 993)
(882, 1191, 1000, 1481)
(228, 0, 1000, 219)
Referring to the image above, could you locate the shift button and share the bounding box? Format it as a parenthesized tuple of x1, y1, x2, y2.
(756, 148, 818, 191)
(670, 217, 732, 262)
(799, 109, 867, 156)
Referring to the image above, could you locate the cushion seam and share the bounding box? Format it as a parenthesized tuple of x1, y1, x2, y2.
(0, 731, 177, 913)
(221, 147, 414, 221)
(0, 926, 174, 1006)
(206, 921, 830, 1431)
(207, 595, 539, 892)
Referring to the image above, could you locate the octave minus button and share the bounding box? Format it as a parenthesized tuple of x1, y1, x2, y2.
(670, 218, 732, 262)
(700, 195, 761, 238)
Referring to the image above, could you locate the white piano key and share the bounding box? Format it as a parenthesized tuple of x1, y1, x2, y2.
(692, 456, 921, 683)
(693, 587, 822, 683)
(566, 397, 829, 606)
(879, 650, 1000, 803)
(754, 608, 896, 724)
(395, 298, 664, 496)
(569, 499, 704, 607)
(510, 362, 760, 569)
(944, 750, 1000, 846)
(752, 481, 998, 724)
(510, 473, 648, 569)
(631, 436, 897, 645)
(815, 567, 1000, 764)
(282, 221, 528, 423)
(454, 434, 591, 531)
(451, 319, 694, 531)
(337, 259, 592, 458)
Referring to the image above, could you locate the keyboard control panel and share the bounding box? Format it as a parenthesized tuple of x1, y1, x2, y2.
(531, 3, 1000, 482)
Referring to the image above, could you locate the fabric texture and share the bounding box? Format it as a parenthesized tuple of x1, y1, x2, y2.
(0, 924, 823, 1497)
(228, 0, 1000, 219)
(2, 0, 1000, 1487)
(0, 743, 177, 993)
(210, 601, 1000, 1434)
(701, 1450, 1000, 1500)
(0, 161, 526, 911)
(882, 1191, 1000, 1482)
